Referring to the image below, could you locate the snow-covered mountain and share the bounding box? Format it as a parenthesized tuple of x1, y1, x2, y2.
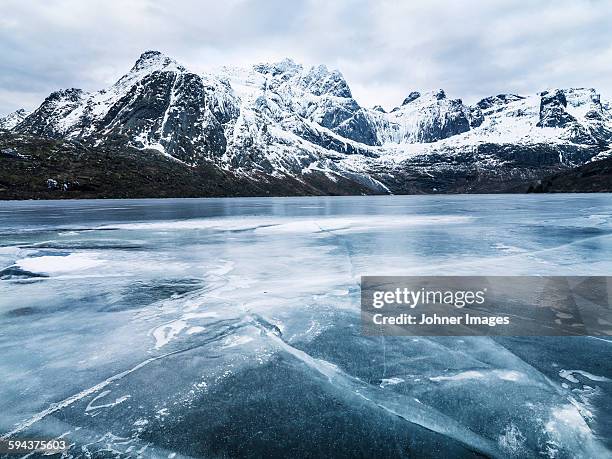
(0, 109, 30, 130)
(3, 50, 611, 194)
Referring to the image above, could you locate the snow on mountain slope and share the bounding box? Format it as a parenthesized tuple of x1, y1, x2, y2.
(15, 51, 240, 165)
(8, 51, 612, 194)
(368, 89, 476, 144)
(0, 109, 30, 130)
(371, 88, 612, 165)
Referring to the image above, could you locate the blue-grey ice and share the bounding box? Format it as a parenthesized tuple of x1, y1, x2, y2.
(0, 194, 611, 458)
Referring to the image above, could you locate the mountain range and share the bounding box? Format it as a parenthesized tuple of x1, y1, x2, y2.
(1, 50, 611, 198)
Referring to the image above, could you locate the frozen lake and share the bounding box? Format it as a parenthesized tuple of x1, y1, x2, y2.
(1, 194, 611, 458)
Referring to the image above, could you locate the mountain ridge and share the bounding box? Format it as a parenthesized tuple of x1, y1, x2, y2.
(1, 50, 611, 198)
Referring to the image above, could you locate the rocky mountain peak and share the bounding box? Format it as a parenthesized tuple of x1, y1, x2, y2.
(137, 50, 164, 60)
(254, 58, 302, 78)
(297, 64, 352, 98)
(476, 94, 525, 110)
(132, 50, 181, 72)
(396, 89, 452, 110)
(380, 89, 473, 143)
(562, 88, 604, 118)
(537, 89, 576, 128)
(48, 88, 84, 102)
(402, 92, 421, 105)
(116, 51, 186, 90)
(6, 50, 612, 193)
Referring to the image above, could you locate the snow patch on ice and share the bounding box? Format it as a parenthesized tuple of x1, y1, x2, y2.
(430, 370, 485, 381)
(152, 320, 188, 349)
(430, 369, 526, 383)
(16, 253, 104, 275)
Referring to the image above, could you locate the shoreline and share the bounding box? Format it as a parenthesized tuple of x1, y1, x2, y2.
(0, 191, 610, 203)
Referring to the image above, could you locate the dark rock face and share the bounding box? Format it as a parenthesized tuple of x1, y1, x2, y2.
(468, 107, 484, 127)
(476, 94, 525, 110)
(372, 105, 386, 113)
(100, 71, 176, 144)
(101, 71, 234, 164)
(164, 73, 233, 163)
(317, 98, 361, 131)
(421, 98, 471, 143)
(305, 100, 380, 147)
(585, 109, 603, 120)
(402, 92, 421, 105)
(537, 90, 576, 128)
(334, 109, 379, 146)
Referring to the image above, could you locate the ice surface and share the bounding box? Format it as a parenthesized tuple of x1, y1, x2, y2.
(0, 195, 611, 458)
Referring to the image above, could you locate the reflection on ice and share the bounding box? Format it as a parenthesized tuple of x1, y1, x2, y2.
(0, 195, 611, 458)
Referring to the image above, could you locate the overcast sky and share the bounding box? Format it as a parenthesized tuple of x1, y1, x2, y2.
(1, 0, 612, 114)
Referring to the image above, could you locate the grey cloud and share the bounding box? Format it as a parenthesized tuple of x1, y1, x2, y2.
(1, 0, 611, 114)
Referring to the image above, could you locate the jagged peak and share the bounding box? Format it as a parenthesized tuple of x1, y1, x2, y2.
(124, 50, 185, 80)
(134, 50, 177, 67)
(307, 63, 330, 75)
(304, 64, 346, 81)
(476, 93, 525, 110)
(559, 87, 597, 94)
(254, 58, 302, 77)
(102, 50, 187, 92)
(558, 88, 601, 106)
(402, 91, 421, 105)
(539, 88, 601, 101)
(139, 50, 164, 60)
(299, 64, 351, 98)
(46, 88, 84, 102)
(394, 89, 456, 111)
